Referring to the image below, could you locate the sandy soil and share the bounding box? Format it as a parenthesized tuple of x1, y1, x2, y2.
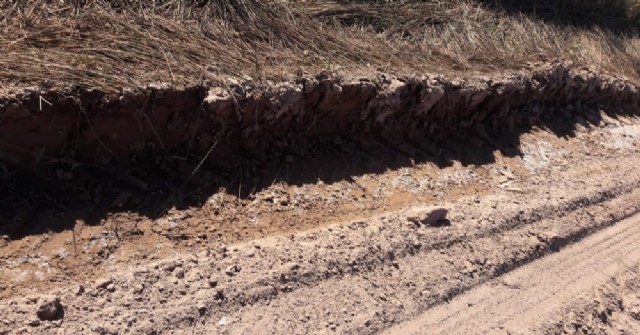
(543, 264, 640, 335)
(0, 109, 639, 334)
(383, 212, 640, 335)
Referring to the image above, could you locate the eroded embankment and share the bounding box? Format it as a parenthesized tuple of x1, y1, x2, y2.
(0, 62, 639, 235)
(2, 62, 639, 170)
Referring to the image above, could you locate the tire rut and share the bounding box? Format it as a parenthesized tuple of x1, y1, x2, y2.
(382, 213, 640, 335)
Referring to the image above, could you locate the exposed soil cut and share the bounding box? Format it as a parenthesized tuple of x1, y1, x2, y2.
(1, 64, 640, 334)
(1, 62, 638, 237)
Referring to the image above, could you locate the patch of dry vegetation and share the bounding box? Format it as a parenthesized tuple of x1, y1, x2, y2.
(1, 0, 639, 91)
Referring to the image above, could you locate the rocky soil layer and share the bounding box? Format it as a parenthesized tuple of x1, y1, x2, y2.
(2, 62, 639, 238)
(1, 64, 640, 334)
(2, 62, 637, 173)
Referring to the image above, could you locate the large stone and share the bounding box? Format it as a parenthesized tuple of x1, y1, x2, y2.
(36, 296, 62, 321)
(404, 206, 449, 227)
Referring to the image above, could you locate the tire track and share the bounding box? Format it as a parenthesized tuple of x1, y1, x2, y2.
(382, 213, 640, 335)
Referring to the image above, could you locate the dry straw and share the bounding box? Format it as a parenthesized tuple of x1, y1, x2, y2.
(1, 0, 639, 91)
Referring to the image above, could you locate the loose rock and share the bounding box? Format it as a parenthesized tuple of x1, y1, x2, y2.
(36, 296, 62, 321)
(95, 278, 114, 290)
(405, 206, 450, 227)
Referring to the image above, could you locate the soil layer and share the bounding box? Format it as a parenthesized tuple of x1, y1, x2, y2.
(1, 65, 640, 334)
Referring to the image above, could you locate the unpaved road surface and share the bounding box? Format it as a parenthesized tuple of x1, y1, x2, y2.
(383, 212, 640, 335)
(1, 116, 640, 334)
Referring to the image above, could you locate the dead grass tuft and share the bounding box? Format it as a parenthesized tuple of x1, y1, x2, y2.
(1, 0, 640, 91)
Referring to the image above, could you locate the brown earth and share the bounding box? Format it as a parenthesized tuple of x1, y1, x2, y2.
(1, 66, 640, 334)
(383, 210, 640, 335)
(543, 265, 640, 335)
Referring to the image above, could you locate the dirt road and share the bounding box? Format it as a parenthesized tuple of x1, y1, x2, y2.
(383, 212, 640, 335)
(1, 116, 640, 334)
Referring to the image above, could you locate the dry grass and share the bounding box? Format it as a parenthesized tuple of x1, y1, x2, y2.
(1, 0, 640, 91)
